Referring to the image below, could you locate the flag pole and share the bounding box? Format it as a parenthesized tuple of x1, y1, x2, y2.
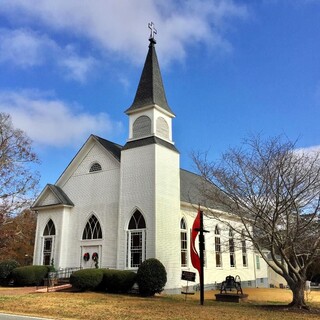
(190, 205, 209, 305)
(199, 207, 204, 305)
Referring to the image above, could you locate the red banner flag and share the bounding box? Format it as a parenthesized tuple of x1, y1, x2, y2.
(190, 210, 201, 274)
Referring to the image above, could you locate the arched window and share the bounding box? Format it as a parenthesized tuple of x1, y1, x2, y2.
(82, 215, 102, 240)
(241, 231, 247, 267)
(156, 117, 169, 140)
(132, 116, 151, 139)
(89, 162, 102, 172)
(229, 229, 236, 267)
(42, 219, 56, 266)
(215, 225, 222, 267)
(43, 219, 55, 236)
(127, 210, 146, 268)
(180, 218, 187, 267)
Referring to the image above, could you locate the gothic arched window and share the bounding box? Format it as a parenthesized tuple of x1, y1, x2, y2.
(43, 219, 55, 236)
(229, 229, 236, 267)
(127, 210, 146, 268)
(82, 215, 102, 240)
(215, 225, 222, 267)
(180, 218, 187, 267)
(242, 231, 248, 267)
(42, 219, 56, 266)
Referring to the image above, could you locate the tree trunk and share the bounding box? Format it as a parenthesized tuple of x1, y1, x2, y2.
(288, 280, 308, 309)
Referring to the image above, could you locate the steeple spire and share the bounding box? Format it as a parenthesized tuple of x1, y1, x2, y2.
(125, 23, 174, 115)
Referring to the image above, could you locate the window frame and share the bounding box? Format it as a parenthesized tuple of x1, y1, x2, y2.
(126, 210, 146, 269)
(214, 225, 222, 268)
(180, 218, 188, 267)
(229, 229, 236, 268)
(89, 162, 102, 173)
(82, 214, 103, 240)
(42, 219, 56, 266)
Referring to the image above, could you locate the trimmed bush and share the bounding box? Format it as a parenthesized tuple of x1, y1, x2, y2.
(0, 260, 20, 285)
(70, 268, 103, 291)
(101, 269, 136, 293)
(137, 258, 167, 296)
(11, 265, 50, 286)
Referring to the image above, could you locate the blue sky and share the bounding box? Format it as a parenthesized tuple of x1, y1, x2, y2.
(0, 0, 319, 192)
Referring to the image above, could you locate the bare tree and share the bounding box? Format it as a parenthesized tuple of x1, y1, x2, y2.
(0, 112, 39, 227)
(193, 135, 320, 309)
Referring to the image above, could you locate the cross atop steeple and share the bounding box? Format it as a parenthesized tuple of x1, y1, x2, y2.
(148, 22, 157, 42)
(125, 22, 174, 116)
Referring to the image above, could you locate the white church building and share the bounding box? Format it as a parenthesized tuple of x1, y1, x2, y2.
(32, 32, 274, 292)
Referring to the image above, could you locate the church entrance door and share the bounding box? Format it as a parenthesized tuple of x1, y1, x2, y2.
(81, 245, 100, 269)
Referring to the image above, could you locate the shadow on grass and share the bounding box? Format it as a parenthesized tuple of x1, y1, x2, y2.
(254, 304, 320, 315)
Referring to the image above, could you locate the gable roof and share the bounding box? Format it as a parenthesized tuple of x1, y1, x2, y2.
(125, 38, 174, 115)
(32, 184, 74, 210)
(47, 184, 74, 206)
(180, 168, 227, 211)
(33, 135, 224, 211)
(93, 135, 122, 161)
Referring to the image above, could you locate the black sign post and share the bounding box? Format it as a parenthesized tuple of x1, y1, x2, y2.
(181, 271, 196, 282)
(181, 271, 196, 300)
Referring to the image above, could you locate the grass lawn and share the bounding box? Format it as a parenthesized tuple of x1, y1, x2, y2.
(0, 287, 319, 320)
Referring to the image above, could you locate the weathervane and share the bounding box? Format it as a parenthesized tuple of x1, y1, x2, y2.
(148, 22, 157, 41)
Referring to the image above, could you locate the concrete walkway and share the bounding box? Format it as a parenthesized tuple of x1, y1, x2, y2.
(0, 313, 52, 320)
(35, 284, 72, 293)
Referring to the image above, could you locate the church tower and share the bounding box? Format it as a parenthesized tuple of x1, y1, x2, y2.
(117, 24, 181, 291)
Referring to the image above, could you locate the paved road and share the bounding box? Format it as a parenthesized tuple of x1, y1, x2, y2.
(0, 313, 52, 320)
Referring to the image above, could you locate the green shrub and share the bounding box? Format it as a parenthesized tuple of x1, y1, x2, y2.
(137, 258, 167, 296)
(11, 265, 50, 286)
(0, 260, 20, 285)
(101, 269, 136, 293)
(70, 268, 103, 291)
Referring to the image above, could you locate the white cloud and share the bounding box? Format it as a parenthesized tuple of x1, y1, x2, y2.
(0, 28, 53, 67)
(296, 145, 320, 156)
(0, 90, 123, 147)
(0, 28, 97, 82)
(59, 50, 97, 83)
(0, 0, 249, 66)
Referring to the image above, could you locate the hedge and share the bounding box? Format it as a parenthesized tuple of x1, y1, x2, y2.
(70, 268, 104, 291)
(101, 269, 136, 293)
(11, 265, 50, 286)
(0, 260, 20, 285)
(70, 268, 137, 293)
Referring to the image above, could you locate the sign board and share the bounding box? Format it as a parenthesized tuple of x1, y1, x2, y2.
(181, 271, 196, 282)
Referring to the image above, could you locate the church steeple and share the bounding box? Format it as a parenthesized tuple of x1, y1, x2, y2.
(125, 23, 174, 116)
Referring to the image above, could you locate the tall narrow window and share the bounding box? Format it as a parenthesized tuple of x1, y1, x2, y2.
(82, 215, 102, 240)
(180, 218, 187, 267)
(256, 255, 261, 270)
(42, 219, 55, 266)
(241, 232, 247, 267)
(127, 210, 146, 268)
(229, 229, 236, 267)
(202, 234, 207, 267)
(215, 225, 222, 267)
